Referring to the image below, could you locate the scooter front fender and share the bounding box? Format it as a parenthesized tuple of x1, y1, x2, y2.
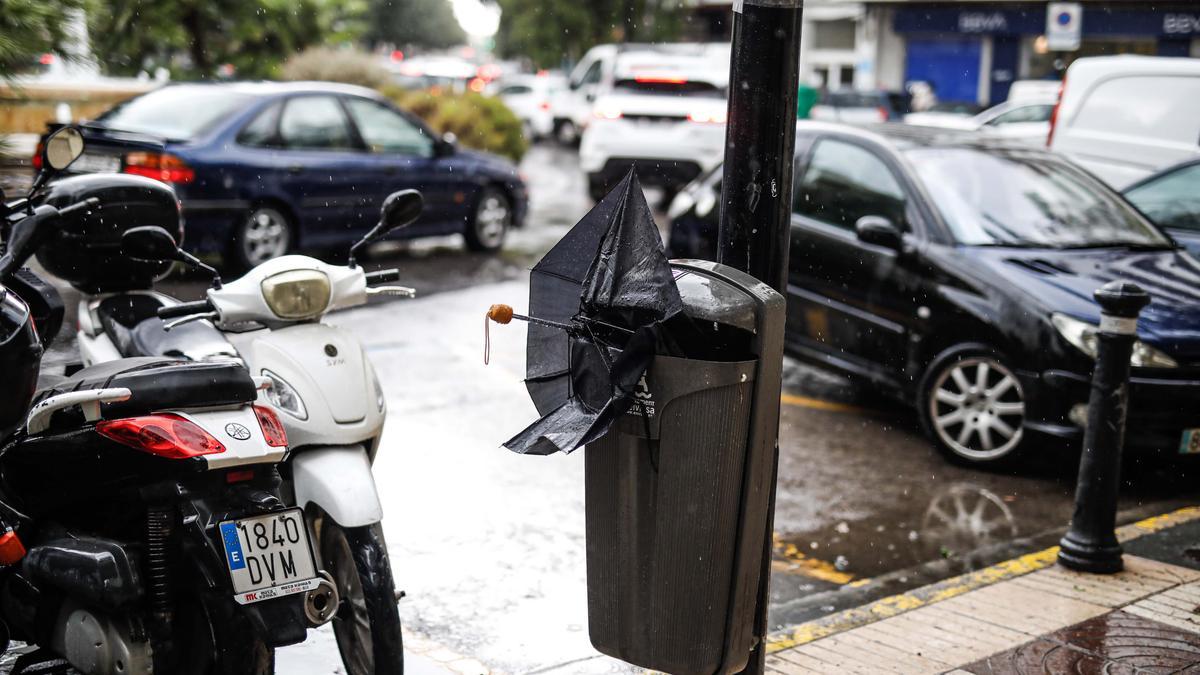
(292, 445, 383, 528)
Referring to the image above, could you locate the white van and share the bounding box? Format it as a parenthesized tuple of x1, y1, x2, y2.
(1048, 55, 1200, 189)
(552, 42, 729, 144)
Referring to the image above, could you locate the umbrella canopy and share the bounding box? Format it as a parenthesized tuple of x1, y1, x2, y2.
(507, 169, 684, 455)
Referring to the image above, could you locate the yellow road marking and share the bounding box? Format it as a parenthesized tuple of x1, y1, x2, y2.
(765, 504, 1200, 654)
(772, 533, 856, 585)
(779, 393, 872, 415)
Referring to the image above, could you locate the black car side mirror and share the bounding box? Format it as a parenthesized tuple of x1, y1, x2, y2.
(122, 225, 222, 288)
(855, 216, 903, 251)
(435, 132, 457, 158)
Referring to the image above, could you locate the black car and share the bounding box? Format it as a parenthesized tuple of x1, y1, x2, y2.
(669, 122, 1200, 466)
(1123, 158, 1200, 258)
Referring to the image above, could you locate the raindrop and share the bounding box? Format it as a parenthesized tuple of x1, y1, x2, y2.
(834, 522, 849, 534)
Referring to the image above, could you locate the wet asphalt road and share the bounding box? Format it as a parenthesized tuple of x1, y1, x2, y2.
(7, 143, 1200, 673)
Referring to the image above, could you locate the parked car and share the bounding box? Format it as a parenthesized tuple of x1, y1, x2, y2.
(494, 72, 565, 141)
(42, 81, 527, 269)
(579, 52, 729, 202)
(904, 97, 1056, 146)
(810, 90, 911, 124)
(1048, 55, 1200, 189)
(1124, 158, 1200, 257)
(553, 42, 729, 145)
(669, 122, 1200, 466)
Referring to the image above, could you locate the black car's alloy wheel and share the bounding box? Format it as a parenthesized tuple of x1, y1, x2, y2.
(920, 347, 1027, 465)
(231, 206, 293, 270)
(321, 520, 404, 675)
(465, 188, 511, 252)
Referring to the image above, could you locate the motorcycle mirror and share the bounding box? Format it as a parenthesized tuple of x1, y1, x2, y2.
(122, 226, 223, 289)
(122, 226, 181, 262)
(348, 190, 424, 267)
(43, 127, 84, 171)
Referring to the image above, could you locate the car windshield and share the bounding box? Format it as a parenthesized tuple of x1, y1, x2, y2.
(908, 147, 1172, 249)
(94, 87, 255, 140)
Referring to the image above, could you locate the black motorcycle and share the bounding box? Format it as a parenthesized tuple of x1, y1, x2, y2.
(0, 127, 337, 675)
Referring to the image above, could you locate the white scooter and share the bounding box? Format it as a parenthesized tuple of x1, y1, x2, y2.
(72, 191, 425, 675)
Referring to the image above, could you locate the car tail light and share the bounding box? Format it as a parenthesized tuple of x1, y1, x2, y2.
(0, 530, 25, 565)
(123, 151, 195, 184)
(253, 404, 288, 448)
(688, 110, 728, 124)
(878, 106, 889, 122)
(31, 142, 44, 170)
(96, 414, 226, 459)
(634, 74, 688, 84)
(539, 100, 552, 111)
(1046, 77, 1066, 147)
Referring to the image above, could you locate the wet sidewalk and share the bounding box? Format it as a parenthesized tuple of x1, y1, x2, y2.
(765, 506, 1200, 674)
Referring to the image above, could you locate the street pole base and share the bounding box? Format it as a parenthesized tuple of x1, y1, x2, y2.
(1057, 535, 1124, 574)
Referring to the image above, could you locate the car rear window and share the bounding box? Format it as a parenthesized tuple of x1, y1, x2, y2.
(909, 147, 1171, 248)
(612, 79, 724, 98)
(826, 92, 879, 108)
(1071, 76, 1200, 144)
(94, 86, 255, 141)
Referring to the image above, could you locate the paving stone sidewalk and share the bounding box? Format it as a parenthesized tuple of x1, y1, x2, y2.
(765, 507, 1200, 674)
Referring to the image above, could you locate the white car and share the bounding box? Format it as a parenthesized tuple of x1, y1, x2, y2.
(555, 42, 729, 145)
(1048, 55, 1200, 188)
(495, 73, 565, 141)
(579, 55, 728, 202)
(904, 97, 1057, 146)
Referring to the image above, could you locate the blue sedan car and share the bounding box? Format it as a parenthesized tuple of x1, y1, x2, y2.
(56, 82, 528, 269)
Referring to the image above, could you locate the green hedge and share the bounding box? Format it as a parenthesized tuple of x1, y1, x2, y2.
(384, 87, 527, 163)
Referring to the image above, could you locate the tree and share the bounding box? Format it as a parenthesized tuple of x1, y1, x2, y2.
(493, 0, 682, 70)
(0, 0, 87, 78)
(365, 0, 466, 51)
(88, 0, 368, 79)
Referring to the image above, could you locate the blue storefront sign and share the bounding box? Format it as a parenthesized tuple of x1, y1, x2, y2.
(894, 4, 1200, 38)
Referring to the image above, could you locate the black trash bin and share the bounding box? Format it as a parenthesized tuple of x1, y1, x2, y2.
(585, 259, 785, 675)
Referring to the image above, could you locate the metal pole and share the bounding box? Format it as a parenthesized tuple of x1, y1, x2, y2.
(1058, 280, 1150, 574)
(718, 2, 802, 673)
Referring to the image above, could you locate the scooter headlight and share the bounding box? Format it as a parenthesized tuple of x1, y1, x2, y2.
(1051, 313, 1177, 368)
(261, 270, 331, 320)
(373, 373, 386, 413)
(262, 369, 308, 420)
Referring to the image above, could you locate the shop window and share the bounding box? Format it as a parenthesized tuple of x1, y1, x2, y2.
(812, 19, 856, 51)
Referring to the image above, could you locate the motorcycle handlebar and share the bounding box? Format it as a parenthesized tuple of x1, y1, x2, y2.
(365, 268, 401, 285)
(157, 299, 213, 320)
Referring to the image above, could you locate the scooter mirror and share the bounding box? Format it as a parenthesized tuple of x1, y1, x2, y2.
(122, 226, 181, 263)
(43, 127, 84, 171)
(349, 190, 424, 267)
(380, 189, 424, 232)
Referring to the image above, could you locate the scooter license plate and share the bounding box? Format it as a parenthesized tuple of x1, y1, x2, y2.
(219, 508, 321, 605)
(1181, 429, 1200, 455)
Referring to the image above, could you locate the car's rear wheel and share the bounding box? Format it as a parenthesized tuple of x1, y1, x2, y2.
(919, 346, 1027, 466)
(464, 187, 511, 252)
(555, 120, 579, 146)
(229, 206, 293, 271)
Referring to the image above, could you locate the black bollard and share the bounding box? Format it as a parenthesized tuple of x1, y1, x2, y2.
(1058, 280, 1150, 574)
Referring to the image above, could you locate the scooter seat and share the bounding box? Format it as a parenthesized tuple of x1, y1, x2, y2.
(95, 294, 236, 360)
(32, 357, 257, 429)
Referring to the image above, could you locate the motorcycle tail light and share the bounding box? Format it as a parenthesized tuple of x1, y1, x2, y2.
(123, 151, 195, 184)
(253, 405, 288, 448)
(0, 530, 26, 565)
(32, 142, 44, 171)
(226, 468, 256, 483)
(96, 414, 226, 459)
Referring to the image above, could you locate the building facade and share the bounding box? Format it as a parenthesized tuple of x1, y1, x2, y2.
(685, 1, 1200, 106)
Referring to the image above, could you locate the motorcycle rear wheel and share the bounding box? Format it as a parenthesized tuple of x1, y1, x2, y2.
(321, 521, 404, 675)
